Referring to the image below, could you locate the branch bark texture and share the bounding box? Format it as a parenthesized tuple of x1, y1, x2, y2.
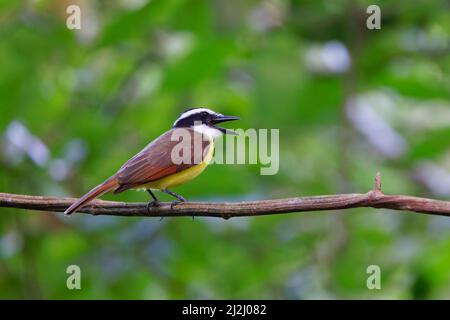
(1, 174, 450, 219)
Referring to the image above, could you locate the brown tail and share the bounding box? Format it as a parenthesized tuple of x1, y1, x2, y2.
(64, 177, 119, 215)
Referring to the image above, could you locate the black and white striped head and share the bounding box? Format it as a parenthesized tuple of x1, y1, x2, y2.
(173, 108, 239, 137)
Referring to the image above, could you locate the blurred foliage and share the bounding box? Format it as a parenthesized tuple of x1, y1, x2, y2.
(0, 0, 450, 299)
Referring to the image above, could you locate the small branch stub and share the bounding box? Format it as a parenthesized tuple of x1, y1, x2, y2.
(374, 172, 382, 193)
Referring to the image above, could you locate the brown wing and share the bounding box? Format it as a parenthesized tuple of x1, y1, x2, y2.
(113, 128, 210, 193)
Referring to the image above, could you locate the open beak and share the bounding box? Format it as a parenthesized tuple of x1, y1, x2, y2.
(211, 115, 240, 135)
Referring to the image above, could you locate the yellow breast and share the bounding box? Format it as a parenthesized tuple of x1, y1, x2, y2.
(142, 137, 214, 190)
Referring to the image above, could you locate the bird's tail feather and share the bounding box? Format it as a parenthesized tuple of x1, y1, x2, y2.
(64, 177, 119, 215)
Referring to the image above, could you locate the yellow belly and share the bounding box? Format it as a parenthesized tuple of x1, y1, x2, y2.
(141, 138, 214, 190)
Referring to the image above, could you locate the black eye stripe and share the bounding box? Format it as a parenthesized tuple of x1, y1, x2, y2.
(174, 112, 210, 127)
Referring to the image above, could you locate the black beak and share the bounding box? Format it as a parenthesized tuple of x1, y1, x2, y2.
(212, 115, 240, 124)
(211, 115, 240, 135)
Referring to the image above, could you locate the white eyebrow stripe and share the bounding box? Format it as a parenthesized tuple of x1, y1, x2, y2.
(173, 108, 219, 126)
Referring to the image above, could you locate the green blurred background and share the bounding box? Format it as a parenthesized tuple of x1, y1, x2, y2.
(1, 0, 450, 299)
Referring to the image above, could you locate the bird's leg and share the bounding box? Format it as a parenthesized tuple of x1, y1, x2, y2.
(162, 189, 187, 210)
(162, 189, 187, 203)
(146, 189, 160, 212)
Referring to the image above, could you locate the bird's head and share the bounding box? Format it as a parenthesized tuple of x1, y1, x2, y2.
(173, 108, 240, 138)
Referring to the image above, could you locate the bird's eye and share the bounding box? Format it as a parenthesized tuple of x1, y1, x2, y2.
(201, 111, 208, 117)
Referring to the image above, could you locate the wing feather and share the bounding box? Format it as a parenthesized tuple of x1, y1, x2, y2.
(114, 128, 210, 193)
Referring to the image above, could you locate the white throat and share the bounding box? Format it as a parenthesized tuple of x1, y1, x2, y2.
(193, 124, 223, 139)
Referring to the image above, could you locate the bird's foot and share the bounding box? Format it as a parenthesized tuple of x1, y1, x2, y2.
(169, 200, 194, 220)
(170, 200, 183, 210)
(146, 200, 160, 214)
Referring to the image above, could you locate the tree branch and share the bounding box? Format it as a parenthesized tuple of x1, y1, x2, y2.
(1, 173, 450, 219)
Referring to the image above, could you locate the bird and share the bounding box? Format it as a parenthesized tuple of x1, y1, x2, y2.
(64, 108, 239, 215)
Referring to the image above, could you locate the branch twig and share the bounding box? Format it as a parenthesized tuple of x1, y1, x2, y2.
(1, 173, 450, 219)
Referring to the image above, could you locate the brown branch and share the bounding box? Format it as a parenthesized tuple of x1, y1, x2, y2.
(1, 173, 450, 219)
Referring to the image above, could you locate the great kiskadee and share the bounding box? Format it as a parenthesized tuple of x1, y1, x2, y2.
(64, 108, 239, 215)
